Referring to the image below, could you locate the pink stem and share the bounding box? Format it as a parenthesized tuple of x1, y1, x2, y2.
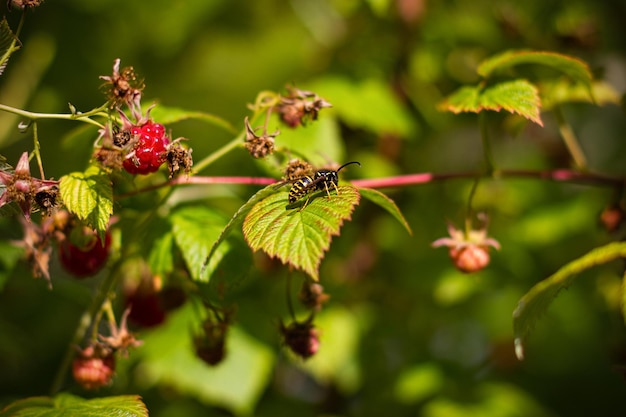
(117, 169, 623, 199)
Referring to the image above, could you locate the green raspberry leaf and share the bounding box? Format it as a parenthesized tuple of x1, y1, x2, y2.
(170, 206, 229, 282)
(0, 393, 148, 417)
(243, 185, 360, 280)
(477, 50, 593, 88)
(513, 241, 626, 361)
(439, 79, 542, 126)
(358, 187, 412, 235)
(59, 165, 113, 235)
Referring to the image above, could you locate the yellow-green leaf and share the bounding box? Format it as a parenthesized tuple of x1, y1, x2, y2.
(477, 50, 593, 88)
(243, 185, 360, 280)
(59, 165, 113, 234)
(439, 80, 542, 126)
(0, 394, 148, 417)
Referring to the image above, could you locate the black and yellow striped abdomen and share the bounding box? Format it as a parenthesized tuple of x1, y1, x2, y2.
(288, 175, 315, 204)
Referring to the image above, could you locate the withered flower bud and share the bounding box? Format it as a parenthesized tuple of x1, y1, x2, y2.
(244, 117, 279, 159)
(283, 158, 313, 181)
(275, 86, 332, 128)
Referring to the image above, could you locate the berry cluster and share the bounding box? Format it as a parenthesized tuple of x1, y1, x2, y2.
(123, 121, 169, 175)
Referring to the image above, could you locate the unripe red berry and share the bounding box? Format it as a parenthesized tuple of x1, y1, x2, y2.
(281, 321, 320, 359)
(59, 232, 111, 278)
(125, 289, 166, 328)
(449, 245, 491, 273)
(72, 345, 115, 390)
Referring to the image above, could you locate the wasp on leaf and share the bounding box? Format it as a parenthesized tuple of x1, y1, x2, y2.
(287, 161, 361, 209)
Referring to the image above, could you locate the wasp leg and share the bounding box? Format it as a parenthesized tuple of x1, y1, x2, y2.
(298, 196, 311, 212)
(324, 183, 331, 200)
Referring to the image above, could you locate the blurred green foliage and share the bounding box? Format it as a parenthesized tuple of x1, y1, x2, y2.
(1, 0, 626, 416)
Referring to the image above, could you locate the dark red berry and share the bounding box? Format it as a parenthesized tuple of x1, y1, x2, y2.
(281, 321, 320, 359)
(72, 345, 115, 390)
(125, 291, 166, 328)
(194, 318, 229, 366)
(59, 231, 111, 278)
(123, 121, 169, 175)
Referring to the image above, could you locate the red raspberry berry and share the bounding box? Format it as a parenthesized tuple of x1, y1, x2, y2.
(123, 121, 169, 175)
(59, 231, 111, 278)
(72, 345, 115, 390)
(281, 321, 320, 359)
(125, 290, 166, 328)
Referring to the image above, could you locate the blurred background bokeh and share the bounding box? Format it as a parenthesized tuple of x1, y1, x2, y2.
(1, 0, 626, 416)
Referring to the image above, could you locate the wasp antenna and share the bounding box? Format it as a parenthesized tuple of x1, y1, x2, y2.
(336, 161, 361, 172)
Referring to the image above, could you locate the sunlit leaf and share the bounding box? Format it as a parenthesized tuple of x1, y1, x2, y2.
(243, 185, 360, 280)
(477, 50, 593, 89)
(0, 394, 148, 417)
(439, 80, 542, 126)
(135, 303, 274, 416)
(170, 205, 229, 282)
(147, 231, 175, 277)
(149, 105, 237, 134)
(358, 187, 412, 235)
(513, 241, 626, 360)
(59, 165, 113, 234)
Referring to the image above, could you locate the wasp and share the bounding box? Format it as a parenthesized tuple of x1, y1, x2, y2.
(288, 161, 361, 207)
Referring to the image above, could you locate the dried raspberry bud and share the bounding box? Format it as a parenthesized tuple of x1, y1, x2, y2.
(13, 216, 53, 286)
(0, 152, 60, 221)
(100, 59, 144, 108)
(432, 215, 500, 274)
(600, 204, 624, 233)
(166, 139, 193, 178)
(298, 282, 330, 311)
(72, 344, 115, 390)
(275, 86, 332, 128)
(99, 308, 142, 357)
(281, 320, 320, 359)
(244, 117, 278, 159)
(123, 121, 170, 175)
(194, 317, 229, 366)
(283, 158, 313, 182)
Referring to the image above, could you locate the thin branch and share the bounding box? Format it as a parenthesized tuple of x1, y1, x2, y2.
(0, 103, 106, 128)
(116, 168, 624, 200)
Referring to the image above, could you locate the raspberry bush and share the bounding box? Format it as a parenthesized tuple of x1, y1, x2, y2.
(1, 2, 626, 417)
